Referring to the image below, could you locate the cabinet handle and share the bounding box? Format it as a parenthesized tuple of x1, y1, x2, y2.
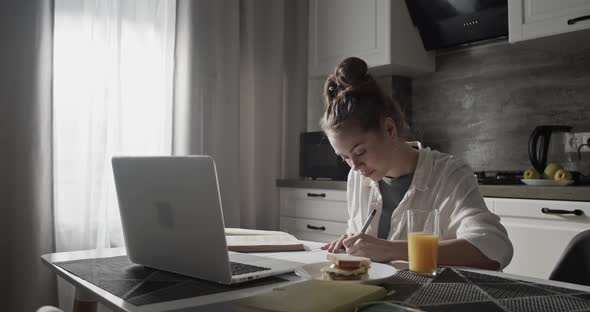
(541, 207, 584, 216)
(567, 15, 590, 25)
(306, 224, 326, 231)
(307, 192, 326, 198)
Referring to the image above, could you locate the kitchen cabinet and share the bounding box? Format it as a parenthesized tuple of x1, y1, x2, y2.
(509, 0, 590, 43)
(308, 0, 434, 78)
(492, 197, 590, 279)
(279, 187, 348, 243)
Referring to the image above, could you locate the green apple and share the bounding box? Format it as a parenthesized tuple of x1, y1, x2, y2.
(543, 163, 563, 180)
(554, 169, 573, 181)
(523, 167, 541, 179)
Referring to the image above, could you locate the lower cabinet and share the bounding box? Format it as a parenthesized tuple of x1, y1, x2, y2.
(279, 187, 348, 243)
(279, 188, 590, 279)
(493, 198, 590, 279)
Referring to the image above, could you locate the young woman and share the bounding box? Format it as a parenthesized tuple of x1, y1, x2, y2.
(320, 57, 513, 270)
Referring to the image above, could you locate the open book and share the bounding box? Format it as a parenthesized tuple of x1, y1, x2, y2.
(225, 228, 305, 252)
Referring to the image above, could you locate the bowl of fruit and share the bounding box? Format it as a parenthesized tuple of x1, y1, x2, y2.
(521, 163, 575, 186)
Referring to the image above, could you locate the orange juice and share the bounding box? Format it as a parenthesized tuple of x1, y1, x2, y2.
(408, 232, 438, 274)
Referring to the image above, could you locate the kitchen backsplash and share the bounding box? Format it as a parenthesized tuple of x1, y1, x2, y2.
(411, 41, 590, 171)
(305, 40, 590, 172)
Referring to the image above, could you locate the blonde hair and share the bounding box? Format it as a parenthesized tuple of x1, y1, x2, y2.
(320, 57, 411, 139)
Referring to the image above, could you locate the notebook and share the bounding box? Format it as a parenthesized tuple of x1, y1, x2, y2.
(111, 155, 302, 284)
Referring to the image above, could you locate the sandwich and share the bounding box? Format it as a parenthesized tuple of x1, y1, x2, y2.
(321, 254, 371, 281)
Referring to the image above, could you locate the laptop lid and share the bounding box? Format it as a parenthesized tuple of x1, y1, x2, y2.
(112, 155, 234, 284)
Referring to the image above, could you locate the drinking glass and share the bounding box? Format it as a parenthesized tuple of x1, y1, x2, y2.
(407, 209, 440, 276)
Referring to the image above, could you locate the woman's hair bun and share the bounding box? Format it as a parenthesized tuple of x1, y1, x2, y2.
(321, 56, 411, 138)
(335, 57, 368, 87)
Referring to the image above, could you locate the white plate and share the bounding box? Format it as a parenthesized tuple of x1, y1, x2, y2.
(521, 179, 574, 186)
(294, 261, 397, 285)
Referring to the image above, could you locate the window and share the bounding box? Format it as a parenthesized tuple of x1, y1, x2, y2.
(53, 0, 176, 250)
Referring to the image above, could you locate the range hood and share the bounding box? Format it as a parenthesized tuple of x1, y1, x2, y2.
(405, 0, 508, 50)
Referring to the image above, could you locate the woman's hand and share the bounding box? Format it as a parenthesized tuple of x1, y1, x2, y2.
(343, 233, 401, 262)
(320, 234, 349, 253)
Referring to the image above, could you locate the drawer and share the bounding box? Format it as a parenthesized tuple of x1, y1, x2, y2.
(280, 187, 346, 201)
(280, 188, 348, 222)
(495, 198, 590, 223)
(280, 217, 347, 241)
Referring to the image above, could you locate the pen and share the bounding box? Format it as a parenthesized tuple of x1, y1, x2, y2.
(359, 208, 377, 234)
(331, 208, 377, 252)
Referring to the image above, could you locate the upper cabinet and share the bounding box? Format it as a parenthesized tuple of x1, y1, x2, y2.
(509, 0, 590, 43)
(308, 0, 434, 78)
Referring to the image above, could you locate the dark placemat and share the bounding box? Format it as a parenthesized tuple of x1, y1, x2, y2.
(409, 283, 489, 306)
(54, 255, 288, 306)
(421, 301, 506, 312)
(360, 268, 590, 312)
(460, 270, 519, 284)
(478, 283, 557, 299)
(499, 295, 590, 312)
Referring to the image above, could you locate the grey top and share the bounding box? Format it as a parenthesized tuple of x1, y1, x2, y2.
(378, 174, 413, 239)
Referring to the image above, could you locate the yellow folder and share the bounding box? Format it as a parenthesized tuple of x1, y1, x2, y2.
(238, 280, 387, 312)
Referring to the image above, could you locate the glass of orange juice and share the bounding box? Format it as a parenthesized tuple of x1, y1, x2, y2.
(407, 209, 440, 276)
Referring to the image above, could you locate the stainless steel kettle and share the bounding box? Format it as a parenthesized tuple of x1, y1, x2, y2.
(528, 125, 576, 173)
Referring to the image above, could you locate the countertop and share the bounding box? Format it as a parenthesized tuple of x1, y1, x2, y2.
(276, 179, 590, 202)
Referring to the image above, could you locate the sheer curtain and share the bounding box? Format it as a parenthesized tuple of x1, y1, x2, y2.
(53, 0, 176, 310)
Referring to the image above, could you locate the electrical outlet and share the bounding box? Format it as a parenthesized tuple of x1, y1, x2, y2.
(575, 132, 590, 153)
(565, 132, 590, 153)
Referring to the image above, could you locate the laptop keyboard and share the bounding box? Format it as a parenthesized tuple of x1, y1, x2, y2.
(230, 261, 271, 276)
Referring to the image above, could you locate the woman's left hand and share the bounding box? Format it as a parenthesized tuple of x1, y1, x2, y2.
(342, 233, 397, 262)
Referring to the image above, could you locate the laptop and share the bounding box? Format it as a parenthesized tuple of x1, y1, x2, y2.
(111, 155, 301, 284)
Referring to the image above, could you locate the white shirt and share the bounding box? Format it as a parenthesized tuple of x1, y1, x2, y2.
(346, 145, 514, 269)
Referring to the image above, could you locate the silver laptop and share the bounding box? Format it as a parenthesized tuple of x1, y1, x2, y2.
(111, 155, 301, 284)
